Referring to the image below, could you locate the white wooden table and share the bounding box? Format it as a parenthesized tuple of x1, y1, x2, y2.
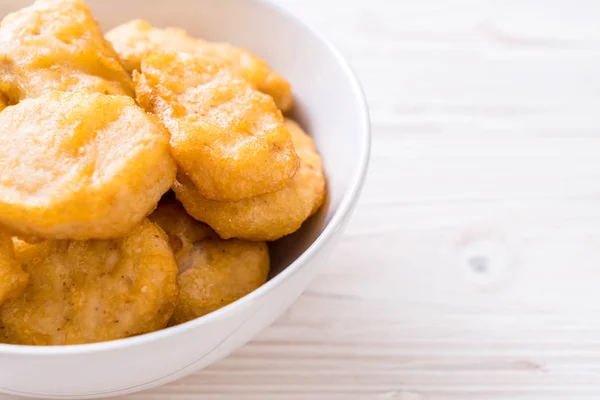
(113, 1, 599, 398)
(8, 0, 600, 398)
(132, 0, 600, 398)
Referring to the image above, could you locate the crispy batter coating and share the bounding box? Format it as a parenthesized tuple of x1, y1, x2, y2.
(174, 119, 326, 241)
(0, 90, 176, 239)
(0, 233, 28, 306)
(107, 19, 293, 112)
(150, 199, 269, 325)
(135, 52, 299, 201)
(0, 0, 134, 101)
(0, 220, 179, 346)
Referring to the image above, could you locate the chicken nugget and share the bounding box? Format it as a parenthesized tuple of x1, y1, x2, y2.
(174, 119, 326, 241)
(0, 219, 179, 346)
(105, 20, 199, 73)
(0, 0, 134, 101)
(149, 199, 269, 325)
(172, 239, 269, 325)
(106, 19, 293, 112)
(136, 52, 298, 201)
(0, 233, 28, 306)
(148, 195, 216, 258)
(0, 90, 176, 240)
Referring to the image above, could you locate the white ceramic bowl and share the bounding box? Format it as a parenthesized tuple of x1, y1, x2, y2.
(0, 0, 370, 398)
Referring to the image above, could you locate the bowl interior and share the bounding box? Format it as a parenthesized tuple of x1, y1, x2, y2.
(0, 0, 368, 282)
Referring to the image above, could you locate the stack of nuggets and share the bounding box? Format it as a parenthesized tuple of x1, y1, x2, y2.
(106, 19, 293, 113)
(0, 0, 325, 346)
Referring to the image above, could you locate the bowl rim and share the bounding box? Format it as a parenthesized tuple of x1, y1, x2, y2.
(0, 0, 371, 356)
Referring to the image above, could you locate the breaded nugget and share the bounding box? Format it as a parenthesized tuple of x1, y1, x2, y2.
(0, 0, 134, 101)
(0, 90, 176, 240)
(136, 52, 298, 201)
(105, 20, 199, 73)
(172, 239, 269, 325)
(148, 195, 216, 258)
(0, 233, 28, 306)
(174, 119, 326, 241)
(0, 220, 179, 346)
(107, 19, 293, 112)
(150, 199, 269, 325)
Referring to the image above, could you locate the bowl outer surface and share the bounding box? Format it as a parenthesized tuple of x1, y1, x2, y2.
(0, 0, 370, 397)
(1, 234, 347, 398)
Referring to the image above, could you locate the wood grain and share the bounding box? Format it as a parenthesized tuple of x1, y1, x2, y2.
(126, 1, 600, 398)
(5, 0, 600, 398)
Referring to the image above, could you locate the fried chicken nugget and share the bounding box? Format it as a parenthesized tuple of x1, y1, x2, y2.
(149, 199, 269, 325)
(106, 20, 293, 112)
(149, 195, 217, 256)
(135, 52, 299, 201)
(0, 233, 28, 306)
(0, 90, 176, 240)
(0, 219, 179, 346)
(0, 0, 134, 101)
(173, 119, 326, 241)
(105, 20, 199, 73)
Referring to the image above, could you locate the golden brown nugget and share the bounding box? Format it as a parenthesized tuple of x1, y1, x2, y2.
(0, 233, 28, 306)
(171, 239, 269, 325)
(0, 0, 134, 101)
(149, 199, 269, 325)
(174, 119, 325, 241)
(0, 220, 179, 346)
(149, 195, 217, 258)
(107, 19, 293, 112)
(105, 20, 199, 73)
(136, 52, 298, 201)
(0, 90, 176, 240)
